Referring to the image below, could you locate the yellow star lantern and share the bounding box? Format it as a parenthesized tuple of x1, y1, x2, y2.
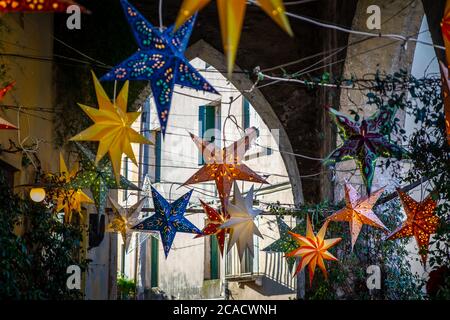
(55, 153, 94, 223)
(387, 190, 440, 264)
(174, 0, 293, 74)
(70, 71, 152, 183)
(286, 215, 341, 285)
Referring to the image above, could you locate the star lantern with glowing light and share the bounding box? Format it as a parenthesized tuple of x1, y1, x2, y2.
(183, 127, 268, 211)
(174, 0, 293, 74)
(386, 190, 440, 264)
(0, 81, 18, 130)
(195, 200, 229, 256)
(53, 153, 94, 223)
(101, 0, 218, 136)
(106, 196, 147, 252)
(327, 183, 388, 249)
(439, 61, 450, 145)
(0, 0, 87, 13)
(70, 71, 152, 184)
(70, 142, 139, 215)
(286, 215, 342, 285)
(220, 182, 263, 261)
(262, 216, 302, 272)
(324, 107, 407, 195)
(132, 187, 201, 257)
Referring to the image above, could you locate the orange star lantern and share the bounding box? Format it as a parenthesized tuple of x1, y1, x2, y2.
(387, 190, 439, 264)
(0, 81, 17, 130)
(439, 61, 450, 145)
(327, 184, 388, 250)
(441, 0, 450, 69)
(183, 127, 268, 211)
(195, 200, 229, 255)
(286, 215, 341, 285)
(0, 0, 87, 13)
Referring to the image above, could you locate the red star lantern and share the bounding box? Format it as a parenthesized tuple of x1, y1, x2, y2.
(387, 190, 440, 264)
(439, 61, 450, 145)
(195, 200, 229, 256)
(183, 127, 268, 211)
(327, 184, 388, 250)
(0, 0, 87, 13)
(0, 81, 17, 130)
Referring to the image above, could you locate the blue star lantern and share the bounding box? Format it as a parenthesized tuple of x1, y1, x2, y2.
(101, 0, 219, 136)
(132, 187, 201, 257)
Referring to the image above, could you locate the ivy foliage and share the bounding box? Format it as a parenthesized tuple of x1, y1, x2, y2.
(0, 172, 87, 300)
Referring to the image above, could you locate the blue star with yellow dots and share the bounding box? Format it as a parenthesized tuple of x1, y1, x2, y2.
(132, 187, 201, 257)
(101, 0, 219, 136)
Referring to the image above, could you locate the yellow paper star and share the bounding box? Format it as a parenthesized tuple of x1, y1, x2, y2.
(286, 215, 341, 285)
(70, 71, 152, 183)
(55, 153, 94, 223)
(174, 0, 293, 74)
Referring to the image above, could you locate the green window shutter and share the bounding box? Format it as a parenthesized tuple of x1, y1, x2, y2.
(155, 131, 162, 182)
(151, 237, 159, 287)
(198, 105, 216, 165)
(210, 235, 219, 279)
(243, 98, 250, 129)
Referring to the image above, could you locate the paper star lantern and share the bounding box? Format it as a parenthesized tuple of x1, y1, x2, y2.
(286, 215, 341, 285)
(0, 0, 87, 13)
(70, 142, 139, 215)
(132, 187, 201, 257)
(325, 107, 407, 195)
(174, 0, 293, 74)
(327, 184, 388, 249)
(54, 153, 94, 223)
(183, 127, 268, 210)
(106, 196, 147, 252)
(387, 190, 439, 264)
(441, 0, 450, 69)
(0, 81, 17, 130)
(70, 71, 152, 184)
(262, 216, 302, 272)
(101, 0, 218, 136)
(195, 200, 229, 256)
(439, 61, 450, 145)
(220, 182, 263, 261)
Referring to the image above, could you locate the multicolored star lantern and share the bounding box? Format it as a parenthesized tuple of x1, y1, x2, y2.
(0, 81, 18, 130)
(441, 0, 450, 69)
(70, 142, 139, 215)
(327, 184, 388, 249)
(0, 0, 87, 13)
(439, 61, 450, 145)
(54, 153, 93, 223)
(183, 127, 268, 211)
(70, 71, 152, 184)
(286, 215, 342, 285)
(132, 187, 201, 257)
(107, 196, 147, 252)
(101, 0, 218, 136)
(325, 107, 407, 195)
(195, 200, 229, 256)
(174, 0, 293, 74)
(262, 216, 302, 272)
(220, 182, 263, 261)
(386, 190, 439, 264)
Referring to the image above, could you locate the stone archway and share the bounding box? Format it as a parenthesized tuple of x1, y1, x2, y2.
(185, 40, 304, 207)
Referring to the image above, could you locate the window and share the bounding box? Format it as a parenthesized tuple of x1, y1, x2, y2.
(243, 98, 250, 130)
(198, 105, 217, 165)
(151, 236, 159, 287)
(204, 235, 220, 280)
(122, 157, 129, 201)
(154, 130, 162, 182)
(241, 248, 254, 274)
